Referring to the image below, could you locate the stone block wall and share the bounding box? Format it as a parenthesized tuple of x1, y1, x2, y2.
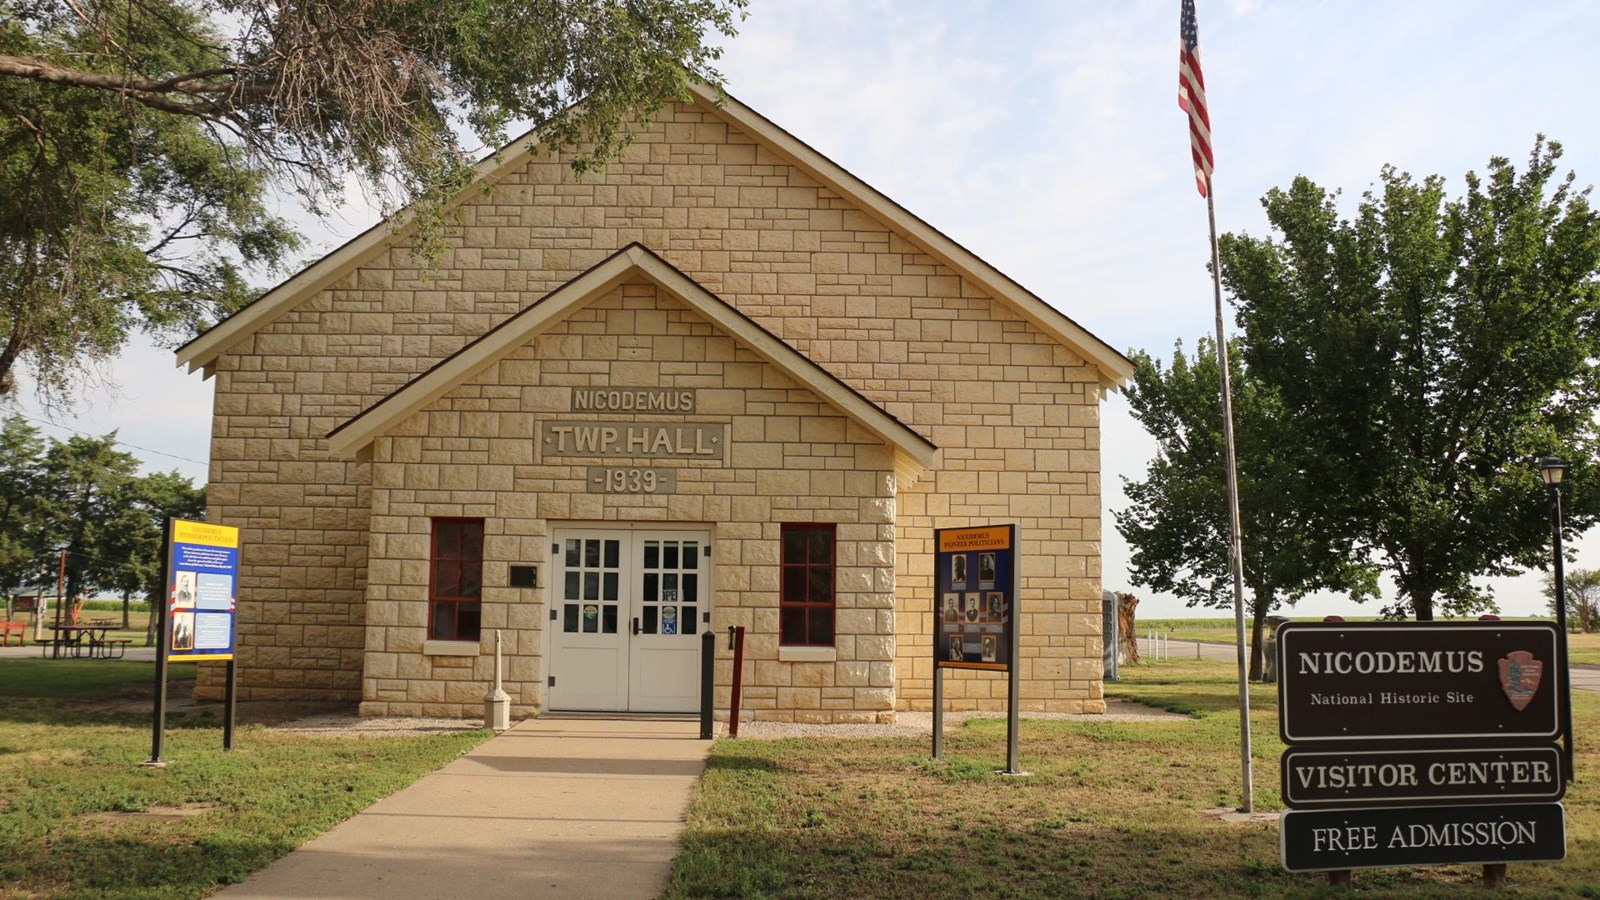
(198, 97, 1105, 714)
(357, 283, 899, 721)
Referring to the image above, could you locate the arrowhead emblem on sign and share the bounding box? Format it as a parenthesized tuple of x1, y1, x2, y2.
(1498, 650, 1544, 712)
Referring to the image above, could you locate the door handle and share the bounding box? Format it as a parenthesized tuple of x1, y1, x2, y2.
(632, 617, 640, 635)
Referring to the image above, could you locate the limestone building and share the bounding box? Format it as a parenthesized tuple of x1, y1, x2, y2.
(177, 85, 1133, 722)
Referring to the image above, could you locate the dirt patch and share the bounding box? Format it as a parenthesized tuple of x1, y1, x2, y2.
(80, 802, 220, 826)
(83, 678, 481, 737)
(265, 711, 485, 737)
(1202, 806, 1281, 825)
(734, 698, 1188, 741)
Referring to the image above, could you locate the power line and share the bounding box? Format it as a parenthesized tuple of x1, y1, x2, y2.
(10, 412, 208, 467)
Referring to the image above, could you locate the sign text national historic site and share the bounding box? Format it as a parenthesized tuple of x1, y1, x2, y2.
(1277, 622, 1561, 743)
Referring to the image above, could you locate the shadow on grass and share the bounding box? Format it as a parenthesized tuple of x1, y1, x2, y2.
(0, 698, 228, 731)
(664, 816, 1471, 899)
(0, 827, 297, 896)
(704, 753, 784, 773)
(0, 656, 215, 729)
(0, 658, 190, 699)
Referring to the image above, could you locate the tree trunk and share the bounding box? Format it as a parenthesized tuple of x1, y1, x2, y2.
(121, 589, 131, 630)
(1248, 612, 1266, 682)
(1400, 575, 1436, 621)
(1413, 595, 1434, 621)
(1247, 586, 1274, 681)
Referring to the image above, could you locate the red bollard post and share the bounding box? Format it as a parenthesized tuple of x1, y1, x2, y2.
(729, 625, 746, 737)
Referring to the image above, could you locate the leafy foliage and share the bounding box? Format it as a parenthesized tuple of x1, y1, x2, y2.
(0, 0, 746, 403)
(1117, 337, 1377, 677)
(0, 416, 45, 594)
(1, 1, 300, 402)
(1545, 567, 1600, 633)
(0, 414, 202, 605)
(1221, 138, 1600, 620)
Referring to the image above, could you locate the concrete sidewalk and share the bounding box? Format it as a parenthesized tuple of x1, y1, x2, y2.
(221, 718, 712, 900)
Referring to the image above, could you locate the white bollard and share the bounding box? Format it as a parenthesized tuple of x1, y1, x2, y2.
(483, 629, 511, 732)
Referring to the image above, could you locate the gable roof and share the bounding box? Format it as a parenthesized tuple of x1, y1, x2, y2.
(175, 84, 1133, 387)
(325, 243, 939, 487)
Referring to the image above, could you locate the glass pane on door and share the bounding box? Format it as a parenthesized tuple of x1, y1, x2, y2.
(639, 539, 698, 637)
(562, 537, 622, 634)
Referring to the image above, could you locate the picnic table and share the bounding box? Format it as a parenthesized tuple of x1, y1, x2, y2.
(43, 623, 123, 659)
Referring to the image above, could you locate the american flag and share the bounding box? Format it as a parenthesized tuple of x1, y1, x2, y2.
(1179, 0, 1213, 198)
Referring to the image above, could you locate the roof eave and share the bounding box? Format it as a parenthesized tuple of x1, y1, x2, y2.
(686, 83, 1134, 388)
(175, 138, 547, 376)
(327, 244, 939, 471)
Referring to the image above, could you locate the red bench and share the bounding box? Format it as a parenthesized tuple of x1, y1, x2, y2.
(1, 621, 25, 646)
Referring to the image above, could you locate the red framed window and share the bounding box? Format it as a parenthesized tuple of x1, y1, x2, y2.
(430, 518, 483, 641)
(780, 523, 835, 646)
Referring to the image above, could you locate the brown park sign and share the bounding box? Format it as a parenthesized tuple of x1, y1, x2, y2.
(1281, 746, 1565, 809)
(1277, 621, 1561, 744)
(1280, 802, 1566, 872)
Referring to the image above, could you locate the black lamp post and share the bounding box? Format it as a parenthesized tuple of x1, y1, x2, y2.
(1539, 455, 1574, 782)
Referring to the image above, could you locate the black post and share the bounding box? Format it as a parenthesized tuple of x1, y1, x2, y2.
(932, 664, 943, 759)
(699, 629, 715, 740)
(223, 658, 238, 751)
(51, 548, 66, 658)
(1551, 481, 1575, 783)
(1003, 525, 1021, 775)
(146, 520, 172, 767)
(728, 626, 745, 738)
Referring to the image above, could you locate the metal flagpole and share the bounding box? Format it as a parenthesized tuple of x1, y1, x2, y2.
(1183, 0, 1252, 816)
(1206, 188, 1253, 813)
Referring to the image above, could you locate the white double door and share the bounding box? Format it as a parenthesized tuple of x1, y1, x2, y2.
(547, 528, 710, 712)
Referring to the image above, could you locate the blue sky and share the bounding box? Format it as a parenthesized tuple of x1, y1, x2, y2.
(16, 1, 1600, 617)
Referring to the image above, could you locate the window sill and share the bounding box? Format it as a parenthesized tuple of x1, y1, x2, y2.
(778, 646, 837, 663)
(423, 640, 480, 657)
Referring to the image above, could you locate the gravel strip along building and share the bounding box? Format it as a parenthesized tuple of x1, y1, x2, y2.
(177, 85, 1133, 723)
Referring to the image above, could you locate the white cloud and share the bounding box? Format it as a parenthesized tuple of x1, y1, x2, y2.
(15, 0, 1599, 620)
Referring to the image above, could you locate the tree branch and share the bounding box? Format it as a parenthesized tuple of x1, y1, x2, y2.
(0, 54, 270, 115)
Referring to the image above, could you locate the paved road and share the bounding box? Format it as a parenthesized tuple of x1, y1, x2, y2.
(1170, 639, 1600, 692)
(0, 642, 156, 661)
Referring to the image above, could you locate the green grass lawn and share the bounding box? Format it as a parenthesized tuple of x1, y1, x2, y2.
(0, 658, 490, 898)
(1567, 633, 1600, 666)
(667, 658, 1598, 898)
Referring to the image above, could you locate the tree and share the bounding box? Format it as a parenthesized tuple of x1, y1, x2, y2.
(1117, 337, 1378, 679)
(1, 0, 746, 402)
(0, 415, 206, 633)
(1221, 138, 1600, 621)
(0, 415, 47, 596)
(99, 469, 205, 630)
(1544, 568, 1600, 634)
(34, 432, 141, 604)
(2, 3, 300, 403)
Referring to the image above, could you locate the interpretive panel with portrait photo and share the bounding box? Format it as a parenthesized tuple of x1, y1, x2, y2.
(933, 525, 1016, 671)
(165, 519, 240, 662)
